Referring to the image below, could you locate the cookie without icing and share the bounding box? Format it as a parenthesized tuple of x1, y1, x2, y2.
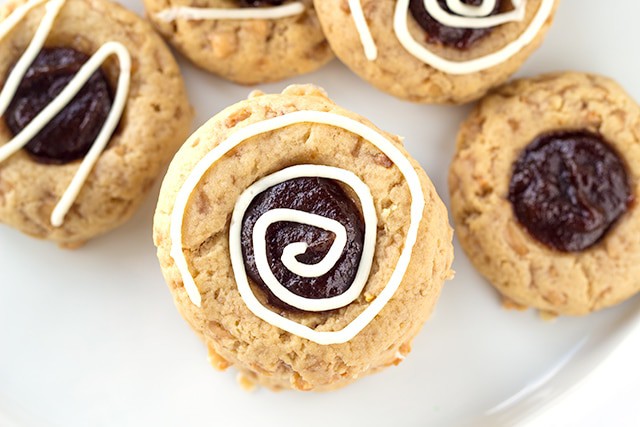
(153, 84, 454, 391)
(0, 0, 193, 247)
(314, 0, 559, 104)
(143, 0, 333, 85)
(449, 72, 640, 315)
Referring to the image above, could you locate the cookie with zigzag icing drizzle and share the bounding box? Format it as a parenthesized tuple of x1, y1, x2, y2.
(0, 0, 193, 247)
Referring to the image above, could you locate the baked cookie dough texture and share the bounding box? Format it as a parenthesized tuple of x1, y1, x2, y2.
(154, 85, 454, 391)
(0, 0, 193, 247)
(449, 72, 640, 315)
(143, 0, 334, 85)
(314, 0, 559, 104)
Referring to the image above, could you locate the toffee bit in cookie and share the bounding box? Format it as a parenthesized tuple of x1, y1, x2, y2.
(4, 47, 113, 165)
(509, 130, 633, 253)
(238, 0, 285, 7)
(409, 0, 503, 49)
(241, 177, 365, 311)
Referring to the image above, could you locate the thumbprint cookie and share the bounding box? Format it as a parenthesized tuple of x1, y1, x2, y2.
(0, 0, 193, 247)
(314, 0, 559, 104)
(450, 72, 640, 316)
(143, 0, 333, 85)
(153, 84, 454, 391)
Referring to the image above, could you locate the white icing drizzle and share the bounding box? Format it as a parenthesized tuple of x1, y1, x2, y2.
(0, 0, 131, 227)
(447, 0, 496, 16)
(260, 210, 347, 278)
(348, 0, 378, 61)
(155, 2, 305, 22)
(170, 110, 425, 345)
(349, 0, 555, 74)
(424, 0, 525, 29)
(231, 165, 377, 312)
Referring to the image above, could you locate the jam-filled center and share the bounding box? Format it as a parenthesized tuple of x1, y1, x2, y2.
(241, 177, 365, 311)
(509, 130, 633, 253)
(409, 0, 504, 49)
(237, 0, 285, 6)
(3, 47, 113, 165)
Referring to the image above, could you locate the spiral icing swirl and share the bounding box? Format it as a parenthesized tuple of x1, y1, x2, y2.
(348, 0, 556, 74)
(418, 0, 525, 29)
(240, 176, 366, 311)
(233, 166, 377, 312)
(409, 0, 503, 49)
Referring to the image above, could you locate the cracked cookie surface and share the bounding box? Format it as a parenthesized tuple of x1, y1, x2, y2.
(449, 72, 640, 315)
(0, 0, 193, 247)
(143, 0, 333, 85)
(153, 84, 454, 391)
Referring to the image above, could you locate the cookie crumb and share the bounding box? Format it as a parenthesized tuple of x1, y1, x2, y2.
(502, 297, 528, 311)
(290, 372, 313, 391)
(207, 346, 231, 371)
(281, 84, 329, 100)
(58, 240, 87, 250)
(399, 342, 412, 356)
(445, 269, 456, 280)
(539, 310, 558, 322)
(237, 372, 258, 392)
(248, 90, 265, 99)
(392, 351, 406, 366)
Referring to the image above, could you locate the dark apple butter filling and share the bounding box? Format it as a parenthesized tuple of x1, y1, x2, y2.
(4, 47, 113, 164)
(409, 0, 504, 49)
(509, 130, 633, 252)
(238, 0, 285, 6)
(241, 177, 365, 310)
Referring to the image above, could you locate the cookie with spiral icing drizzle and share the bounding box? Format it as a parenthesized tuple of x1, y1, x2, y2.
(0, 0, 193, 247)
(314, 0, 559, 104)
(153, 84, 454, 391)
(143, 0, 333, 85)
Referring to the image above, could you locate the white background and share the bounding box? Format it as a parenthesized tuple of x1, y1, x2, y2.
(525, 324, 640, 427)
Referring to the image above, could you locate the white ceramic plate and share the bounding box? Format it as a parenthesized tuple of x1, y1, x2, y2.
(1, 0, 639, 426)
